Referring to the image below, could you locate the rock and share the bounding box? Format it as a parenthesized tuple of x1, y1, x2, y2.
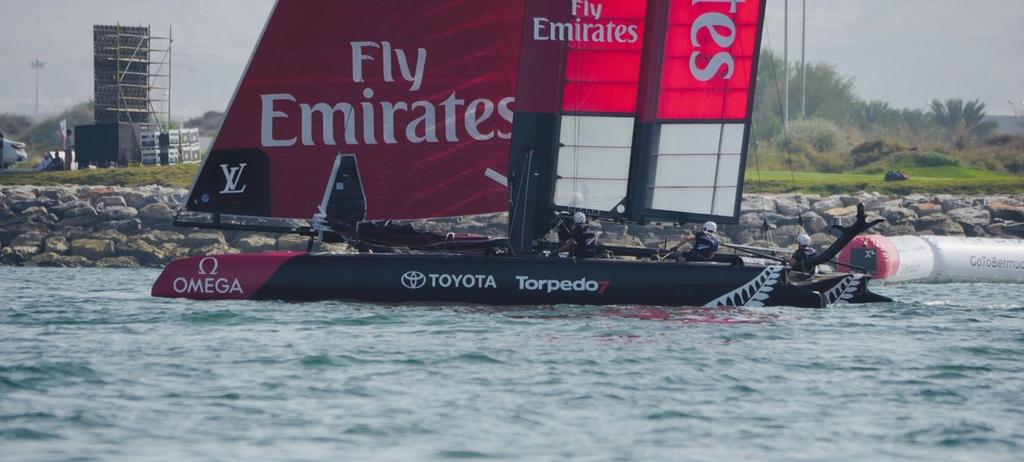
(738, 212, 786, 228)
(946, 207, 991, 236)
(121, 191, 148, 209)
(97, 195, 127, 208)
(10, 232, 45, 252)
(138, 203, 176, 222)
(879, 206, 918, 225)
(27, 252, 93, 268)
(20, 206, 51, 217)
(79, 186, 117, 202)
(773, 225, 806, 242)
(277, 235, 312, 251)
(799, 212, 829, 234)
(183, 231, 227, 248)
(10, 198, 56, 213)
(11, 246, 40, 259)
(95, 256, 141, 268)
(38, 188, 76, 203)
(877, 223, 916, 237)
(986, 200, 1024, 222)
(731, 228, 767, 245)
(0, 247, 35, 265)
(740, 196, 777, 214)
(810, 196, 844, 215)
(910, 202, 943, 217)
(58, 226, 95, 243)
(107, 219, 143, 234)
(52, 199, 92, 217)
(823, 205, 859, 222)
(938, 195, 974, 212)
(914, 214, 965, 236)
(137, 230, 185, 246)
(70, 239, 117, 260)
(233, 234, 278, 253)
(98, 206, 139, 221)
(0, 222, 49, 247)
(92, 229, 129, 243)
(188, 243, 241, 257)
(117, 239, 166, 266)
(809, 233, 835, 251)
(44, 236, 69, 254)
(159, 244, 191, 261)
(60, 206, 100, 226)
(28, 252, 70, 267)
(3, 191, 37, 204)
(774, 197, 805, 216)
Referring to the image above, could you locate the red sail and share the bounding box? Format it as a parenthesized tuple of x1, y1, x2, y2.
(189, 0, 525, 221)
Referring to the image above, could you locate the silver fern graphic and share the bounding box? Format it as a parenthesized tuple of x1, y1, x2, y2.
(704, 266, 785, 308)
(821, 275, 856, 305)
(835, 274, 864, 304)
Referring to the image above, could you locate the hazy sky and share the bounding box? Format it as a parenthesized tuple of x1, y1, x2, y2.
(1, 0, 1021, 119)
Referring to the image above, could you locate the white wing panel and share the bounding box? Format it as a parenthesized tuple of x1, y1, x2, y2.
(653, 155, 717, 187)
(646, 123, 746, 217)
(651, 188, 714, 215)
(557, 147, 631, 180)
(559, 116, 634, 147)
(554, 179, 628, 211)
(659, 124, 721, 155)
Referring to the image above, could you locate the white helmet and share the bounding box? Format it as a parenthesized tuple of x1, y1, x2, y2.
(703, 221, 717, 233)
(573, 211, 586, 224)
(796, 233, 811, 246)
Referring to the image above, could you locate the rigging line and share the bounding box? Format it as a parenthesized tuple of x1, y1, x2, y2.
(763, 26, 805, 229)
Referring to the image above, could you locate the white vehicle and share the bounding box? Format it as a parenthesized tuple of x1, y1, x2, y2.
(1, 138, 29, 169)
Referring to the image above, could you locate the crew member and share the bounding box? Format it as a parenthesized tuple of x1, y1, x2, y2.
(789, 233, 818, 274)
(678, 221, 720, 261)
(557, 212, 597, 258)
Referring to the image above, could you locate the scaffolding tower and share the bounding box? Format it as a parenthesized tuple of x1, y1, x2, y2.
(93, 24, 172, 131)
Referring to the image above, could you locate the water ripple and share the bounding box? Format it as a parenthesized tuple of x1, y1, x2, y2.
(0, 269, 1023, 461)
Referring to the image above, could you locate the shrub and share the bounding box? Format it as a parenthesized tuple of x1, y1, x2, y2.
(913, 151, 962, 167)
(850, 139, 908, 167)
(776, 118, 846, 153)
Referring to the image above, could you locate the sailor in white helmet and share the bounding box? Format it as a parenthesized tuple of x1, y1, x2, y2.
(557, 211, 597, 258)
(789, 233, 818, 274)
(677, 221, 720, 261)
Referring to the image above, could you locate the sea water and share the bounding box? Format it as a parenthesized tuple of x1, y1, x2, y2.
(1, 267, 1022, 461)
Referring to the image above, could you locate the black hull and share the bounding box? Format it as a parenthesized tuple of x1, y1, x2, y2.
(151, 252, 888, 309)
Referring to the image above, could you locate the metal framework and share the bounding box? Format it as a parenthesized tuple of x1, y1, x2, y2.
(93, 24, 172, 131)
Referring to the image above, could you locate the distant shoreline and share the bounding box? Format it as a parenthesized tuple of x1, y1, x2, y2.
(2, 184, 1022, 269)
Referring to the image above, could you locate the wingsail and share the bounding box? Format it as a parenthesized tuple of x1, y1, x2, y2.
(509, 0, 767, 252)
(185, 0, 526, 223)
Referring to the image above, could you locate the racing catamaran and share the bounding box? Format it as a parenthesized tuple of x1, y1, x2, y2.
(153, 0, 890, 308)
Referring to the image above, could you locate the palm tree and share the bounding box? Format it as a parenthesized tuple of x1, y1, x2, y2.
(929, 99, 997, 149)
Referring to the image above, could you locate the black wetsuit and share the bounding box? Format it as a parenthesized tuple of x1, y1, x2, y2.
(791, 246, 818, 273)
(684, 231, 719, 261)
(567, 223, 596, 258)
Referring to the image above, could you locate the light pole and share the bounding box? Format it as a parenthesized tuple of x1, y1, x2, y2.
(801, 0, 807, 119)
(30, 60, 46, 119)
(784, 0, 789, 132)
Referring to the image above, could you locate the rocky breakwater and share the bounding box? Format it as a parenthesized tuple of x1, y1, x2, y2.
(0, 185, 350, 268)
(2, 186, 1024, 268)
(710, 192, 1024, 250)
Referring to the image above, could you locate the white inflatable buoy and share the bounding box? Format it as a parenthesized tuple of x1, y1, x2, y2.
(838, 235, 1024, 283)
